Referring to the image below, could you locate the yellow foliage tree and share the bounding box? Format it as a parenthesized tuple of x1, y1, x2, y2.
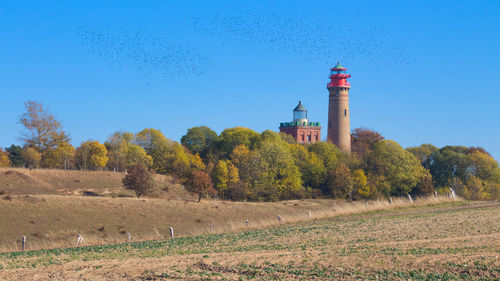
(21, 147, 41, 169)
(76, 140, 108, 170)
(353, 169, 369, 199)
(0, 149, 10, 167)
(55, 143, 75, 170)
(213, 160, 229, 190)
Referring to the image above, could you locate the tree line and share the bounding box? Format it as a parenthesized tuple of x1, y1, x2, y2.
(1, 101, 499, 201)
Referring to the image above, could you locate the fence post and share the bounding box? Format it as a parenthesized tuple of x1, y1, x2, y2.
(127, 232, 131, 242)
(209, 224, 214, 232)
(389, 197, 393, 205)
(22, 236, 26, 251)
(76, 234, 85, 245)
(169, 227, 174, 238)
(308, 209, 312, 219)
(407, 194, 413, 203)
(277, 215, 282, 222)
(245, 220, 249, 227)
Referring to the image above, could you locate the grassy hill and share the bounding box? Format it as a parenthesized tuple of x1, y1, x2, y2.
(0, 201, 498, 280)
(0, 168, 191, 198)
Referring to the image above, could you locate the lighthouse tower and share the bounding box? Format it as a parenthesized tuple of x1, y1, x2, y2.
(327, 62, 351, 152)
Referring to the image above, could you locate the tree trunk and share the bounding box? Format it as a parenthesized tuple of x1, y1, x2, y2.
(198, 193, 202, 203)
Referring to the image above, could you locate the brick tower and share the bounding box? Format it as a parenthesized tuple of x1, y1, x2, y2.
(327, 62, 351, 152)
(279, 101, 321, 144)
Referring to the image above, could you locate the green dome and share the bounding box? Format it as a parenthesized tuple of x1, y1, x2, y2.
(331, 61, 346, 70)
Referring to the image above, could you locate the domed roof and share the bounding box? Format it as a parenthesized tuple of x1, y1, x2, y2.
(331, 61, 346, 71)
(293, 101, 307, 112)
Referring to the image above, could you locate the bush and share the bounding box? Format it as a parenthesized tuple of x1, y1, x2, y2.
(122, 164, 156, 197)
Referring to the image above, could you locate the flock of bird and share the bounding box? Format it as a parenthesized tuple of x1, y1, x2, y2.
(77, 10, 409, 80)
(77, 27, 212, 80)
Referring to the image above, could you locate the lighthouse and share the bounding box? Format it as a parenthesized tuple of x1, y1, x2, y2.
(279, 101, 321, 144)
(327, 62, 351, 152)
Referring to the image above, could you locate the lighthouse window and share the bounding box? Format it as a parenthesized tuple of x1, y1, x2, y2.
(307, 135, 311, 142)
(344, 109, 347, 117)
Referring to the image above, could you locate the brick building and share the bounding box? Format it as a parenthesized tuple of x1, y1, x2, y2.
(279, 101, 321, 144)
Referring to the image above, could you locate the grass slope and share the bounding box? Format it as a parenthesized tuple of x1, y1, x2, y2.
(1, 201, 499, 280)
(0, 168, 187, 198)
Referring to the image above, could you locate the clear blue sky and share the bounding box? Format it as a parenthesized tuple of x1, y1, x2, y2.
(1, 0, 499, 160)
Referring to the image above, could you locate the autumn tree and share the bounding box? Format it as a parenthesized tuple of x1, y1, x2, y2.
(352, 169, 369, 199)
(213, 159, 240, 199)
(106, 131, 134, 172)
(289, 144, 326, 189)
(351, 127, 384, 158)
(0, 149, 10, 167)
(18, 101, 70, 165)
(55, 143, 75, 170)
(123, 164, 156, 197)
(307, 142, 340, 170)
(75, 140, 108, 170)
(258, 140, 303, 200)
(21, 147, 41, 169)
(326, 163, 352, 199)
(213, 160, 229, 191)
(186, 170, 216, 202)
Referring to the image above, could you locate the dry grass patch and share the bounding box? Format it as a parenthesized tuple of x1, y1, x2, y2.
(0, 201, 498, 280)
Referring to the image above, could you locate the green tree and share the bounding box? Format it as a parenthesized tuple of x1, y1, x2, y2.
(5, 145, 24, 167)
(21, 147, 41, 169)
(406, 144, 438, 169)
(75, 140, 108, 170)
(366, 140, 425, 196)
(181, 126, 218, 158)
(218, 127, 261, 156)
(430, 146, 469, 187)
(123, 164, 156, 197)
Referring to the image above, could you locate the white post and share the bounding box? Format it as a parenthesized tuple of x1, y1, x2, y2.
(308, 209, 312, 219)
(407, 194, 413, 203)
(76, 234, 85, 245)
(209, 224, 214, 232)
(22, 236, 26, 250)
(389, 197, 393, 205)
(434, 190, 438, 197)
(450, 187, 456, 199)
(277, 215, 282, 222)
(245, 220, 249, 227)
(365, 201, 368, 207)
(169, 227, 174, 238)
(127, 232, 131, 242)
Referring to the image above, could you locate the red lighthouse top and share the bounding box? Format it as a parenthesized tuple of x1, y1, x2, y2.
(327, 62, 351, 89)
